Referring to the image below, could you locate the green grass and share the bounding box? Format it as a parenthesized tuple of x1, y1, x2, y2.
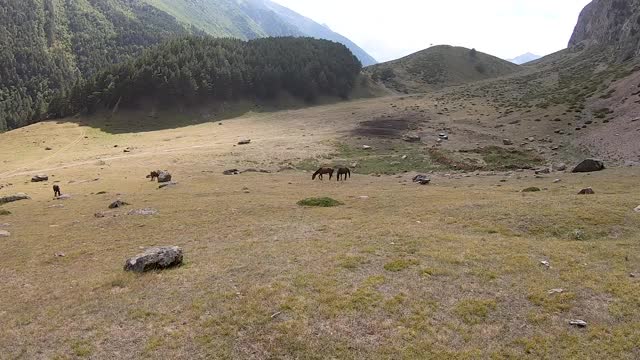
(297, 197, 344, 207)
(454, 299, 497, 325)
(384, 259, 420, 272)
(472, 146, 544, 170)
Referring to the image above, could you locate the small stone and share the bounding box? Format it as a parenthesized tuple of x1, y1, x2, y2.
(553, 179, 562, 183)
(503, 139, 513, 146)
(157, 171, 172, 183)
(127, 208, 158, 216)
(109, 200, 130, 209)
(630, 273, 637, 278)
(412, 175, 431, 185)
(0, 230, 10, 237)
(237, 139, 251, 145)
(548, 288, 564, 295)
(569, 320, 587, 328)
(31, 175, 49, 182)
(578, 188, 595, 195)
(55, 194, 72, 200)
(223, 169, 240, 175)
(634, 206, 640, 213)
(362, 145, 372, 150)
(553, 163, 567, 171)
(54, 252, 66, 257)
(540, 260, 550, 268)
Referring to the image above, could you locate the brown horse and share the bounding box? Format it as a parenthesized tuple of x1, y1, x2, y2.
(312, 167, 334, 180)
(146, 171, 160, 181)
(336, 167, 351, 181)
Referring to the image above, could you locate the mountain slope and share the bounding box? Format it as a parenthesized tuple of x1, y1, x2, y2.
(569, 0, 640, 61)
(507, 53, 541, 65)
(144, 0, 376, 65)
(365, 45, 521, 93)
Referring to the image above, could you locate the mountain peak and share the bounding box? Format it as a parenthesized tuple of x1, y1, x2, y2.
(507, 53, 541, 65)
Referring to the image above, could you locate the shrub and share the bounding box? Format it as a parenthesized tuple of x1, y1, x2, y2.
(297, 197, 344, 207)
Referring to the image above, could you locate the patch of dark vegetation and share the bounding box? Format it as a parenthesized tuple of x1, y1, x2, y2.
(351, 116, 416, 138)
(594, 107, 614, 119)
(297, 197, 344, 207)
(427, 148, 482, 171)
(0, 209, 11, 216)
(522, 187, 542, 193)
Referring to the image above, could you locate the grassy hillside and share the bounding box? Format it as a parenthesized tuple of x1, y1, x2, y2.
(366, 45, 522, 93)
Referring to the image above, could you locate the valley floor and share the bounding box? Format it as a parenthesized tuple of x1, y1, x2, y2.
(1, 96, 639, 358)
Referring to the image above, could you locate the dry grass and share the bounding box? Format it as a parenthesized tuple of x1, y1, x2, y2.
(0, 95, 639, 359)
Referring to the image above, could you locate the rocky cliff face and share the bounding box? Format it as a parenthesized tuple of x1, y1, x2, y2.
(569, 0, 640, 60)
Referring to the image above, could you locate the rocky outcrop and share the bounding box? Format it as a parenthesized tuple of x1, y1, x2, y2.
(572, 159, 605, 173)
(569, 0, 640, 60)
(157, 171, 172, 183)
(124, 246, 183, 273)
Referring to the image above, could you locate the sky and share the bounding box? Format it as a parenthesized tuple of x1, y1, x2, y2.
(271, 0, 593, 62)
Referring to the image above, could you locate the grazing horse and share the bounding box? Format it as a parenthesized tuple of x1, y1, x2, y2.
(312, 167, 334, 180)
(53, 185, 62, 197)
(146, 171, 160, 181)
(336, 167, 351, 181)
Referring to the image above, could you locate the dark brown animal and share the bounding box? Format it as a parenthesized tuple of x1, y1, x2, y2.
(336, 167, 351, 181)
(312, 167, 334, 180)
(53, 185, 61, 197)
(146, 171, 160, 181)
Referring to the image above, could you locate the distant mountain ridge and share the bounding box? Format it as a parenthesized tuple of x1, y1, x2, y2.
(507, 53, 541, 65)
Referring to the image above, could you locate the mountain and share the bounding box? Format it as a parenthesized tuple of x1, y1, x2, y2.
(143, 0, 376, 65)
(365, 45, 521, 93)
(569, 0, 640, 61)
(0, 0, 374, 132)
(507, 53, 541, 65)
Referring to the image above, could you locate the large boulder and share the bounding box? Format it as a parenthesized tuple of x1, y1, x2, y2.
(157, 171, 172, 183)
(31, 175, 49, 182)
(572, 159, 605, 173)
(0, 193, 30, 205)
(124, 246, 183, 273)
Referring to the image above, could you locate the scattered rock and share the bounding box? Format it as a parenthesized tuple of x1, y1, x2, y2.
(45, 147, 53, 151)
(553, 179, 562, 183)
(237, 139, 251, 145)
(572, 159, 605, 173)
(535, 168, 550, 175)
(630, 273, 637, 278)
(240, 169, 271, 174)
(548, 288, 564, 295)
(94, 212, 106, 218)
(109, 200, 130, 209)
(438, 132, 449, 140)
(362, 145, 372, 150)
(553, 163, 567, 172)
(55, 194, 72, 200)
(540, 260, 550, 268)
(0, 230, 10, 237)
(54, 252, 66, 257)
(522, 187, 541, 193)
(157, 171, 172, 183)
(401, 155, 408, 160)
(402, 135, 421, 143)
(0, 193, 31, 205)
(503, 139, 513, 146)
(412, 175, 431, 185)
(31, 175, 49, 182)
(223, 169, 240, 175)
(569, 320, 587, 328)
(578, 188, 595, 195)
(159, 182, 178, 189)
(127, 208, 158, 216)
(124, 246, 183, 273)
(634, 206, 640, 213)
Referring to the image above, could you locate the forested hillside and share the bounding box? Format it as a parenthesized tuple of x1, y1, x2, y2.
(0, 0, 199, 132)
(49, 37, 362, 117)
(0, 0, 373, 132)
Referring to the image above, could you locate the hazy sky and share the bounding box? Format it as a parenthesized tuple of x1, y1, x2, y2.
(272, 0, 592, 62)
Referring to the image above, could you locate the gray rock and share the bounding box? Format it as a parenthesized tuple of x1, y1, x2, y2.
(237, 139, 251, 145)
(569, 320, 587, 328)
(109, 200, 130, 209)
(31, 175, 49, 182)
(157, 171, 172, 183)
(535, 168, 551, 175)
(553, 163, 567, 171)
(412, 175, 431, 185)
(548, 288, 564, 295)
(634, 206, 640, 213)
(55, 194, 72, 200)
(127, 208, 158, 216)
(124, 246, 183, 273)
(578, 188, 595, 195)
(572, 159, 605, 173)
(362, 145, 372, 150)
(0, 230, 10, 237)
(223, 169, 240, 175)
(402, 135, 421, 143)
(0, 193, 30, 205)
(158, 182, 178, 189)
